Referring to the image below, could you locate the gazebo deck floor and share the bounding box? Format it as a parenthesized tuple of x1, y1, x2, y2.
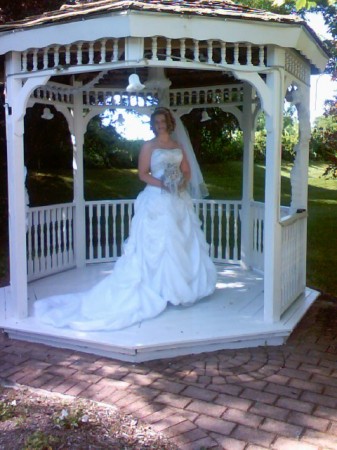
(0, 263, 319, 362)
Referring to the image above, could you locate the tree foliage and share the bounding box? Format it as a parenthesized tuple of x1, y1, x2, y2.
(24, 104, 73, 170)
(312, 98, 337, 176)
(238, 0, 337, 78)
(84, 116, 142, 169)
(0, 0, 63, 22)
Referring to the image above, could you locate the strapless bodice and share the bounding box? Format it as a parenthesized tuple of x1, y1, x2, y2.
(151, 148, 183, 179)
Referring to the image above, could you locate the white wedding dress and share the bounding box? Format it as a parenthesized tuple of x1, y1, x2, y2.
(34, 148, 217, 331)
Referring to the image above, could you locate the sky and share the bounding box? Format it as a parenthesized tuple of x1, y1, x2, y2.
(307, 13, 337, 123)
(109, 12, 336, 139)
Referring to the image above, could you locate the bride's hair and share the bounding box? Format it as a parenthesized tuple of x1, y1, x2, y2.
(150, 107, 176, 134)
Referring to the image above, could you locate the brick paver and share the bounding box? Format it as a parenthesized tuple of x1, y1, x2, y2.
(1, 294, 337, 448)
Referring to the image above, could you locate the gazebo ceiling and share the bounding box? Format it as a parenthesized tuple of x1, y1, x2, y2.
(55, 67, 240, 90)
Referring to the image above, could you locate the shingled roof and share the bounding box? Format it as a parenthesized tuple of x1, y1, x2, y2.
(0, 0, 306, 31)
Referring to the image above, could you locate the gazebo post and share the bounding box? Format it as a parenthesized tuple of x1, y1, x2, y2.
(72, 81, 86, 268)
(263, 47, 285, 322)
(240, 83, 255, 270)
(289, 84, 311, 294)
(290, 85, 311, 214)
(5, 52, 29, 318)
(5, 54, 50, 319)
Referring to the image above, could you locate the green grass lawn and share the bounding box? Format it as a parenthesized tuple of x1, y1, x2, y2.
(2, 161, 336, 297)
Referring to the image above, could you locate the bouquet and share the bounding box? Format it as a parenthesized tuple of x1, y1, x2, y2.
(161, 163, 184, 195)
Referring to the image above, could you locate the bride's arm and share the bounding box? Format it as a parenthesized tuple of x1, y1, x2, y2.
(179, 148, 191, 189)
(138, 143, 163, 188)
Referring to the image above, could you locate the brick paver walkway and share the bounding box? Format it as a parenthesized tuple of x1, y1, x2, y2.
(1, 294, 337, 449)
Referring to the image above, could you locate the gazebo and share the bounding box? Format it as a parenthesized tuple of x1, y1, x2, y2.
(0, 0, 329, 362)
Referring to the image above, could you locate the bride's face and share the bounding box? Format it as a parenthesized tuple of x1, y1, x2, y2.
(153, 114, 168, 135)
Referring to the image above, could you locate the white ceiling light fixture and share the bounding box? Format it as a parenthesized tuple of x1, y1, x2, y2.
(126, 73, 145, 92)
(41, 107, 54, 120)
(201, 110, 211, 122)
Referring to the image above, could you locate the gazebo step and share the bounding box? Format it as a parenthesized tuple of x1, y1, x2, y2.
(3, 326, 288, 363)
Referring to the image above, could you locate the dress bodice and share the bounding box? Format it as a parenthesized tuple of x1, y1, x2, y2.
(151, 148, 183, 179)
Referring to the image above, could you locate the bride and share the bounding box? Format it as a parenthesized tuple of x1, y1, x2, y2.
(34, 107, 217, 331)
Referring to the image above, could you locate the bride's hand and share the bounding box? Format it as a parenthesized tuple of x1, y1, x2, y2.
(178, 177, 188, 192)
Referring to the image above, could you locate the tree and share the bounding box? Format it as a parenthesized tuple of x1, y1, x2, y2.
(238, 0, 337, 78)
(0, 1, 63, 22)
(315, 97, 337, 177)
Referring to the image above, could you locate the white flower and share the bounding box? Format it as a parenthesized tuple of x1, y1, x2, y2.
(162, 163, 183, 195)
(81, 414, 89, 423)
(59, 409, 69, 420)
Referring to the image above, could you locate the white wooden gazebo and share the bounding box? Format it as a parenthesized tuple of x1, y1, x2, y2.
(0, 0, 329, 361)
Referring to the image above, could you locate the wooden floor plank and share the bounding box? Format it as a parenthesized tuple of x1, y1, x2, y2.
(0, 263, 320, 362)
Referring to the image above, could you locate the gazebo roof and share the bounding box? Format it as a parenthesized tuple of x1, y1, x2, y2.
(0, 0, 329, 74)
(0, 0, 308, 29)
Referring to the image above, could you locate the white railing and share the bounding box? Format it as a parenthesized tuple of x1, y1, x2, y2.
(280, 211, 307, 314)
(250, 201, 290, 272)
(86, 200, 135, 263)
(26, 203, 75, 281)
(20, 37, 266, 74)
(26, 199, 241, 280)
(251, 201, 265, 272)
(26, 200, 307, 315)
(169, 85, 244, 108)
(85, 199, 242, 264)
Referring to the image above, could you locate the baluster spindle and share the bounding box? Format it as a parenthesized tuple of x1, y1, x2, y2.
(22, 51, 28, 72)
(88, 205, 93, 261)
(210, 202, 215, 259)
(65, 45, 71, 64)
(233, 204, 239, 261)
(77, 42, 83, 65)
(60, 207, 67, 264)
(112, 203, 117, 258)
(100, 38, 107, 63)
(43, 47, 49, 69)
(120, 204, 126, 245)
(151, 37, 158, 61)
(218, 204, 223, 260)
(259, 45, 265, 66)
(234, 43, 239, 65)
(247, 44, 252, 66)
(96, 205, 102, 259)
(27, 211, 33, 274)
(62, 207, 68, 263)
(166, 38, 172, 61)
(258, 212, 263, 256)
(33, 49, 38, 71)
(180, 38, 186, 61)
(88, 41, 94, 64)
(54, 45, 60, 68)
(42, 209, 49, 271)
(68, 206, 74, 262)
(55, 208, 62, 268)
(202, 202, 207, 242)
(221, 42, 226, 65)
(103, 203, 109, 258)
(193, 39, 200, 62)
(207, 40, 213, 64)
(112, 38, 119, 62)
(225, 204, 230, 260)
(34, 211, 40, 271)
